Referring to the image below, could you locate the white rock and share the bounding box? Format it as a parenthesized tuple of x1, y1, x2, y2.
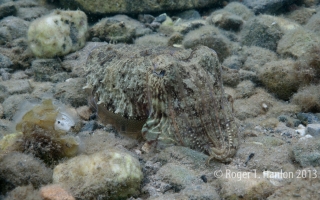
(28, 10, 88, 58)
(299, 134, 313, 141)
(306, 124, 320, 137)
(295, 124, 306, 136)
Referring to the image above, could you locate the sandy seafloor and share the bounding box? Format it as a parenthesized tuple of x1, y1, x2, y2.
(1, 0, 320, 199)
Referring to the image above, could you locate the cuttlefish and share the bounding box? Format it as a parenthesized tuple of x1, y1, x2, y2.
(84, 44, 238, 163)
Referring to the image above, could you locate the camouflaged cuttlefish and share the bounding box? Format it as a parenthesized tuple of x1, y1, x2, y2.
(84, 44, 238, 163)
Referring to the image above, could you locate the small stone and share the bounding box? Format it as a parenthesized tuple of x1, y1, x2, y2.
(138, 14, 154, 24)
(208, 10, 244, 31)
(224, 2, 254, 20)
(154, 13, 167, 23)
(235, 80, 255, 98)
(11, 71, 28, 80)
(200, 175, 207, 183)
(0, 152, 52, 194)
(2, 94, 34, 120)
(156, 163, 199, 191)
(89, 15, 138, 43)
(306, 124, 320, 137)
(299, 134, 313, 141)
(242, 0, 295, 14)
(0, 2, 17, 20)
(17, 7, 49, 21)
(241, 15, 283, 51)
(286, 7, 316, 25)
(223, 55, 242, 70)
(0, 16, 30, 44)
(80, 120, 98, 132)
(54, 78, 87, 107)
(183, 26, 231, 61)
(258, 59, 302, 100)
(262, 102, 268, 111)
(167, 32, 183, 46)
(0, 53, 13, 68)
(4, 185, 42, 200)
(297, 113, 320, 125)
(40, 184, 75, 200)
(292, 138, 320, 167)
(173, 20, 206, 34)
(295, 124, 306, 136)
(76, 105, 92, 120)
(31, 59, 64, 82)
(0, 79, 32, 95)
(277, 27, 320, 58)
(176, 9, 201, 20)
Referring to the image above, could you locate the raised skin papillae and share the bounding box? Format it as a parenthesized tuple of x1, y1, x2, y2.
(85, 44, 238, 163)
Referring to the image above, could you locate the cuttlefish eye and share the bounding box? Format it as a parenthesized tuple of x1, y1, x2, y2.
(153, 69, 166, 77)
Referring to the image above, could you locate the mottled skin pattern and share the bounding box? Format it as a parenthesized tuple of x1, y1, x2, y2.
(85, 44, 238, 163)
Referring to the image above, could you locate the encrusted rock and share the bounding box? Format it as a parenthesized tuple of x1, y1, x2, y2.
(53, 149, 143, 199)
(292, 138, 320, 167)
(17, 7, 49, 21)
(240, 46, 278, 73)
(0, 53, 13, 68)
(0, 2, 17, 20)
(0, 152, 52, 194)
(31, 59, 65, 82)
(241, 0, 295, 14)
(27, 10, 88, 58)
(54, 78, 87, 107)
(0, 79, 31, 96)
(224, 2, 254, 21)
(40, 185, 75, 200)
(240, 15, 283, 51)
(277, 27, 320, 58)
(207, 10, 244, 31)
(85, 44, 238, 162)
(258, 59, 303, 100)
(0, 16, 29, 45)
(306, 124, 320, 137)
(89, 15, 136, 43)
(60, 0, 220, 15)
(183, 26, 231, 61)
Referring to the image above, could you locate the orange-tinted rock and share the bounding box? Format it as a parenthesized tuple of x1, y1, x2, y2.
(40, 184, 75, 200)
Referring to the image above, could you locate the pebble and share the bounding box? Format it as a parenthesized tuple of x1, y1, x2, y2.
(76, 105, 92, 120)
(40, 184, 75, 200)
(295, 124, 306, 136)
(299, 134, 313, 141)
(306, 124, 320, 137)
(153, 13, 167, 23)
(0, 2, 17, 20)
(0, 53, 13, 68)
(297, 113, 320, 125)
(138, 14, 154, 23)
(80, 120, 99, 132)
(0, 79, 32, 95)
